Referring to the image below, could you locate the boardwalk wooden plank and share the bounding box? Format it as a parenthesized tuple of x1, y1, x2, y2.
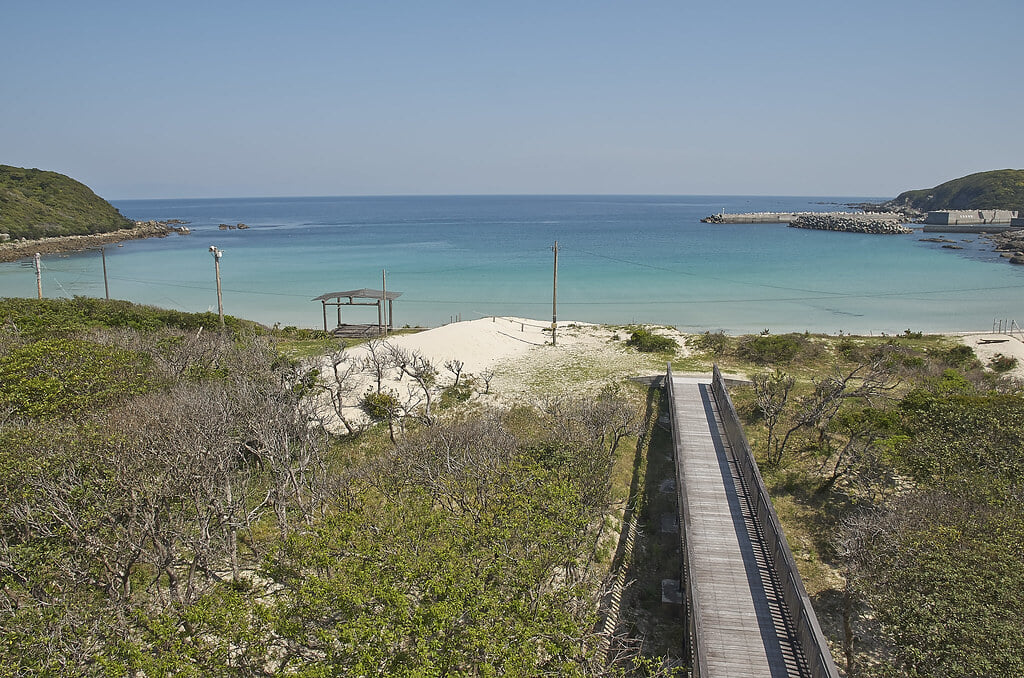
(670, 377, 808, 678)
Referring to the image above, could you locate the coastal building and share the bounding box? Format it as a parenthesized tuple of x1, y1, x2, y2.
(924, 209, 1018, 225)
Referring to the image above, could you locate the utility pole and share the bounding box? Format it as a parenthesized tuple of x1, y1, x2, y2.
(209, 246, 224, 328)
(34, 253, 42, 299)
(99, 246, 109, 300)
(381, 268, 388, 337)
(551, 241, 558, 346)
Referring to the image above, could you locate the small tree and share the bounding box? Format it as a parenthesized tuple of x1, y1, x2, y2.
(360, 389, 402, 442)
(444, 359, 465, 387)
(752, 369, 796, 467)
(362, 339, 393, 394)
(388, 345, 439, 425)
(316, 344, 365, 435)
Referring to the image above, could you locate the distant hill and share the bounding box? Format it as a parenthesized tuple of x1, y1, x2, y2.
(0, 164, 133, 240)
(885, 169, 1024, 212)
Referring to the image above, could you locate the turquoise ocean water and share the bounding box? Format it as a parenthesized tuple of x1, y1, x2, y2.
(2, 195, 1022, 334)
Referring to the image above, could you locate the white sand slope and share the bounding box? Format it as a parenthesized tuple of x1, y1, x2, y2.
(313, 317, 686, 430)
(382, 316, 557, 375)
(313, 320, 1024, 432)
(957, 332, 1024, 380)
(380, 316, 685, 399)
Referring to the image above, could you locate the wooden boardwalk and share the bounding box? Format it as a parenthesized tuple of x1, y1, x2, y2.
(669, 375, 809, 677)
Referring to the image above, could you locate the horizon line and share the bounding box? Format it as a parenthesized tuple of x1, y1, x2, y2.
(111, 191, 895, 202)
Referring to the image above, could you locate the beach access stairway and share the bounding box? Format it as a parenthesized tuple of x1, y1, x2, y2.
(665, 366, 839, 678)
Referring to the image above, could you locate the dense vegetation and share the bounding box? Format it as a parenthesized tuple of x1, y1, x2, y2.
(0, 296, 256, 339)
(0, 164, 134, 240)
(886, 168, 1024, 212)
(0, 298, 659, 676)
(684, 331, 1024, 677)
(5, 297, 1023, 676)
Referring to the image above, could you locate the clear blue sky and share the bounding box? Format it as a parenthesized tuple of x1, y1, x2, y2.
(3, 1, 1021, 199)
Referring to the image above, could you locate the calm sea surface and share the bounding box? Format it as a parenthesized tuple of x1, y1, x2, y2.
(2, 195, 1022, 334)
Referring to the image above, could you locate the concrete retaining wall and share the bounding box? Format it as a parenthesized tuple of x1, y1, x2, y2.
(925, 210, 1018, 225)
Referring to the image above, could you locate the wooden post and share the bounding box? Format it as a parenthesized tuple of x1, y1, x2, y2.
(100, 246, 109, 300)
(209, 246, 224, 328)
(215, 257, 224, 328)
(551, 241, 558, 346)
(322, 300, 328, 332)
(35, 253, 42, 299)
(382, 268, 388, 337)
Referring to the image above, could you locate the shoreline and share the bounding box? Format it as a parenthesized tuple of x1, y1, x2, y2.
(0, 221, 176, 263)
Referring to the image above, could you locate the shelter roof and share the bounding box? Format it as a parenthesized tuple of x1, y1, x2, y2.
(313, 289, 403, 302)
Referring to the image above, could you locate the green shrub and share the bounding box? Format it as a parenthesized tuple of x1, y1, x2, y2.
(837, 338, 867, 361)
(989, 353, 1018, 373)
(625, 328, 678, 353)
(360, 390, 401, 422)
(737, 333, 804, 365)
(690, 330, 730, 356)
(274, 326, 330, 341)
(440, 383, 474, 409)
(0, 338, 153, 418)
(944, 344, 976, 367)
(0, 297, 253, 339)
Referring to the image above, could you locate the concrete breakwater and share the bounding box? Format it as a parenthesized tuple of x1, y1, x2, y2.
(701, 210, 902, 225)
(702, 211, 815, 223)
(788, 214, 912, 234)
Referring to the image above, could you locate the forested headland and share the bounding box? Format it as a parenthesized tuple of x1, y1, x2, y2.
(884, 168, 1024, 212)
(0, 165, 133, 241)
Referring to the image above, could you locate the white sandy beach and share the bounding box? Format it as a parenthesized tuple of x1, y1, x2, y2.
(335, 316, 686, 396)
(313, 318, 1024, 431)
(359, 319, 1024, 387)
(957, 332, 1024, 380)
(313, 317, 686, 429)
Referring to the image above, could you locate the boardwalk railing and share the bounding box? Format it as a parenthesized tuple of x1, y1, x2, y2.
(664, 362, 709, 678)
(709, 365, 840, 678)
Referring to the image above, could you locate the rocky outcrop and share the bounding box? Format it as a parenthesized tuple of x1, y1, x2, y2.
(982, 229, 1024, 264)
(788, 214, 912, 234)
(0, 221, 175, 263)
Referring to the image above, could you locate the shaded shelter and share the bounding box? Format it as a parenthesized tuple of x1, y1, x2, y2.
(313, 289, 402, 337)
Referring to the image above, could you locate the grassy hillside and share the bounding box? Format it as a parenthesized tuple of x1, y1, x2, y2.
(0, 164, 133, 240)
(887, 169, 1024, 212)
